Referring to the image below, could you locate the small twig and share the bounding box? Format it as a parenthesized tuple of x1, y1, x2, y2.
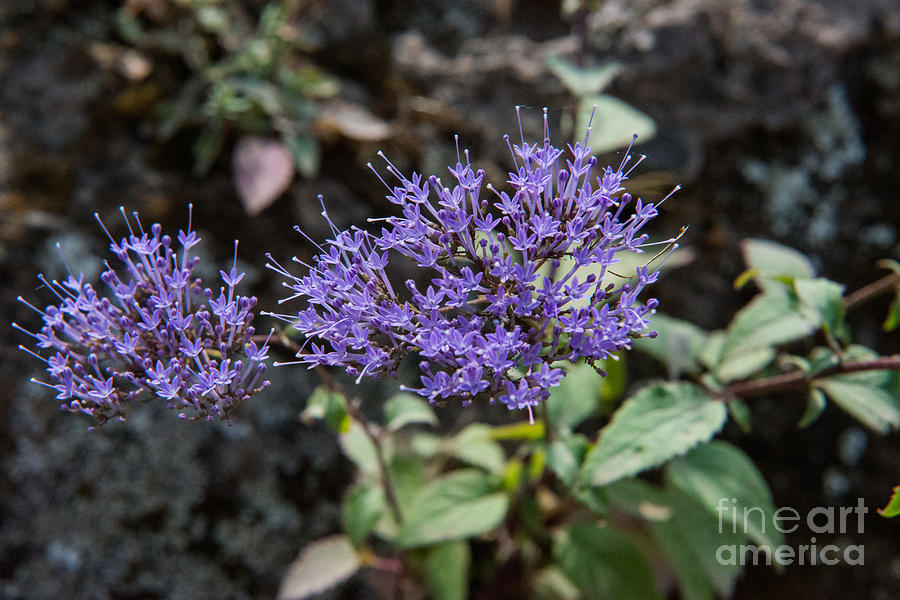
(843, 271, 900, 310)
(254, 331, 405, 524)
(719, 270, 900, 401)
(721, 356, 900, 400)
(346, 397, 405, 526)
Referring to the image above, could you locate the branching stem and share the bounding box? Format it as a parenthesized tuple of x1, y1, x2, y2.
(346, 395, 405, 526)
(721, 356, 900, 400)
(843, 270, 900, 309)
(720, 271, 900, 400)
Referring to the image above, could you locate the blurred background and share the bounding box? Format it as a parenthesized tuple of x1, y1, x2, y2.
(1, 0, 899, 598)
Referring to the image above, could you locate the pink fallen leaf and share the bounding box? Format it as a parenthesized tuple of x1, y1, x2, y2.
(233, 137, 295, 216)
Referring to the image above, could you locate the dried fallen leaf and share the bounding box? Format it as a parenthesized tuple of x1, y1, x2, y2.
(233, 137, 294, 216)
(277, 535, 361, 600)
(319, 100, 393, 142)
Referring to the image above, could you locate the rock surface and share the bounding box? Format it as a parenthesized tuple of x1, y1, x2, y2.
(1, 0, 899, 598)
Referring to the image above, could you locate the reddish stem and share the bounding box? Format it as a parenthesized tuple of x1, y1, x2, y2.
(722, 357, 900, 400)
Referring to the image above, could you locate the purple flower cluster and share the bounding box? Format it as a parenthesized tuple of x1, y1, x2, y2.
(268, 108, 675, 419)
(15, 207, 270, 426)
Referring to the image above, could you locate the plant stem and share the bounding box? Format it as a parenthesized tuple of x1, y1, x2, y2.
(346, 396, 405, 526)
(721, 356, 900, 400)
(718, 271, 900, 401)
(540, 399, 555, 443)
(257, 332, 406, 524)
(843, 270, 900, 309)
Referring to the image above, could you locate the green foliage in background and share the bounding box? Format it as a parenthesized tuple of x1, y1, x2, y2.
(115, 0, 338, 176)
(547, 56, 656, 154)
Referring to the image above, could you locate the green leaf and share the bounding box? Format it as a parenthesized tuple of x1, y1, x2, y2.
(301, 386, 349, 433)
(722, 288, 817, 358)
(598, 353, 628, 405)
(547, 362, 601, 434)
(666, 441, 784, 550)
(258, 3, 287, 37)
(490, 420, 546, 441)
(577, 94, 657, 154)
(283, 132, 321, 178)
(608, 479, 744, 597)
(277, 535, 360, 600)
(604, 474, 749, 600)
(450, 424, 507, 475)
(554, 523, 662, 600)
(339, 421, 379, 476)
(781, 354, 812, 374)
(388, 454, 428, 519)
(634, 313, 708, 376)
(502, 458, 525, 492)
(157, 77, 204, 140)
(606, 478, 673, 522)
(727, 399, 752, 433)
(815, 379, 900, 434)
(410, 432, 441, 458)
(649, 517, 714, 600)
(673, 490, 746, 595)
(650, 489, 745, 599)
(281, 65, 340, 99)
(114, 9, 145, 45)
(581, 382, 727, 487)
(343, 482, 385, 547)
(395, 470, 509, 548)
(878, 485, 900, 517)
(529, 448, 547, 482)
(230, 78, 283, 115)
(732, 267, 760, 291)
(821, 345, 895, 386)
(518, 493, 547, 537)
(794, 278, 848, 342)
(698, 331, 726, 371)
(531, 566, 581, 600)
(546, 435, 591, 487)
(806, 345, 840, 377)
(546, 56, 622, 96)
(740, 239, 815, 283)
(699, 372, 724, 394)
(715, 346, 776, 383)
(384, 392, 438, 431)
(798, 388, 827, 428)
(884, 295, 900, 332)
(424, 541, 471, 600)
(572, 486, 609, 516)
(192, 122, 226, 176)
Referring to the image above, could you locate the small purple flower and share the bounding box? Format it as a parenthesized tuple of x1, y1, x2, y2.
(14, 206, 270, 426)
(268, 107, 677, 421)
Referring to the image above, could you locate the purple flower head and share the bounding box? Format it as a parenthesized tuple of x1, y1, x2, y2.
(267, 107, 678, 421)
(14, 205, 270, 426)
